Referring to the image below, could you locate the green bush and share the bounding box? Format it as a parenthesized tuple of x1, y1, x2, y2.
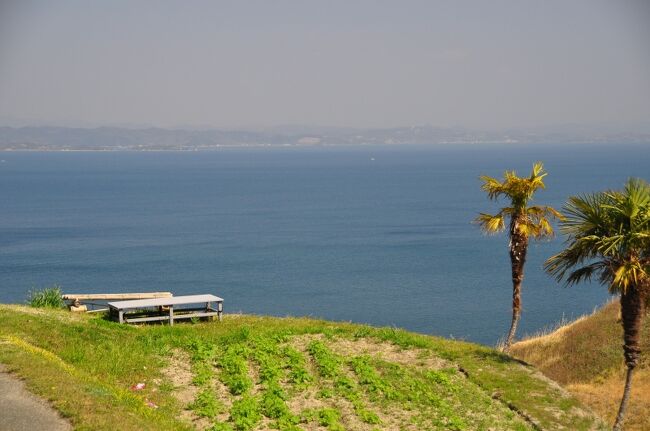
(27, 285, 65, 308)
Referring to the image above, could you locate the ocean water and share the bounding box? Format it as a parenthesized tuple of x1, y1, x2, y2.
(0, 144, 648, 345)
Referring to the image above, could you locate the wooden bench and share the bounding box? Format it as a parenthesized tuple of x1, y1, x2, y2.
(108, 294, 223, 325)
(62, 292, 173, 312)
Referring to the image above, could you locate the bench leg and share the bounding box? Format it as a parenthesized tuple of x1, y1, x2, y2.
(205, 301, 213, 322)
(169, 305, 174, 326)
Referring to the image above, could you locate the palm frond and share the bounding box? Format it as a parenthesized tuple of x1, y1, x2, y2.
(479, 175, 506, 201)
(478, 163, 549, 209)
(538, 217, 553, 237)
(564, 262, 610, 286)
(474, 212, 506, 234)
(612, 261, 647, 292)
(524, 205, 562, 239)
(477, 163, 559, 240)
(547, 177, 650, 294)
(531, 161, 545, 178)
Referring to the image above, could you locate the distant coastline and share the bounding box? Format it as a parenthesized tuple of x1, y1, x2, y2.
(1, 125, 649, 152)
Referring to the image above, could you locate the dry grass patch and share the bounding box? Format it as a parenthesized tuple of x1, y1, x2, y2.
(326, 337, 449, 370)
(567, 368, 650, 431)
(0, 304, 83, 323)
(285, 388, 329, 430)
(288, 333, 449, 370)
(511, 300, 650, 430)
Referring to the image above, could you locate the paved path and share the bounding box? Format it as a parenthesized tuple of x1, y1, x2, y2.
(0, 365, 72, 431)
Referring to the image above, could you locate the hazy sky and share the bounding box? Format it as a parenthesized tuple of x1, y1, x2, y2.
(1, 0, 649, 129)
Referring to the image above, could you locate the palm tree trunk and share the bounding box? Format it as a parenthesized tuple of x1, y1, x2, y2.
(613, 286, 646, 430)
(504, 216, 528, 352)
(613, 367, 634, 431)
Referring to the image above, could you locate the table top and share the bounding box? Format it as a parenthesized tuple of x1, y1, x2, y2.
(108, 294, 223, 309)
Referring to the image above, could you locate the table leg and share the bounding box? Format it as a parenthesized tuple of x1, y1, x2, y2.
(169, 305, 174, 326)
(118, 310, 124, 324)
(206, 301, 213, 321)
(217, 301, 223, 321)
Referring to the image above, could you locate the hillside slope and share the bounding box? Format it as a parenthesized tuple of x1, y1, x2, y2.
(511, 300, 650, 430)
(0, 305, 604, 430)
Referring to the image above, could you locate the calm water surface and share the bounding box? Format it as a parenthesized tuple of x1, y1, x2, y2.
(1, 144, 648, 344)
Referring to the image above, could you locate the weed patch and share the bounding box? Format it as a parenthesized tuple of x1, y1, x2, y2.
(27, 285, 65, 309)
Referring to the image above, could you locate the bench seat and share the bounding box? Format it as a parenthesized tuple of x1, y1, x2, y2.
(108, 294, 223, 325)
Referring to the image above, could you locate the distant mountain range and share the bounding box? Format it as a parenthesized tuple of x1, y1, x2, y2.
(1, 125, 648, 151)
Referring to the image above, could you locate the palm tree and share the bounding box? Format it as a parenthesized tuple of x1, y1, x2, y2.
(545, 178, 650, 430)
(475, 162, 562, 352)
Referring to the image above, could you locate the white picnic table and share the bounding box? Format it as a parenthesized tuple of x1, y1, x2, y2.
(108, 294, 223, 325)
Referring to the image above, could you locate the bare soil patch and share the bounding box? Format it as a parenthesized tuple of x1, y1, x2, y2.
(160, 350, 212, 429)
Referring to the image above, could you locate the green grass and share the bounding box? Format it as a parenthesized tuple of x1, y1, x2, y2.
(27, 285, 65, 308)
(0, 304, 607, 430)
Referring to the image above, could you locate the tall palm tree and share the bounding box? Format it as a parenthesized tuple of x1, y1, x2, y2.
(545, 178, 650, 431)
(475, 162, 562, 352)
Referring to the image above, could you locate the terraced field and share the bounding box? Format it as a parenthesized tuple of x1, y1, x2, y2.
(0, 305, 605, 430)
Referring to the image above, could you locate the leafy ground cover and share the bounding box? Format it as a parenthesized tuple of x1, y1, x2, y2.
(0, 304, 605, 430)
(512, 300, 650, 431)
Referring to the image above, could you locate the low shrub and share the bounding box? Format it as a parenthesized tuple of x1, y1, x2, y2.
(27, 285, 65, 308)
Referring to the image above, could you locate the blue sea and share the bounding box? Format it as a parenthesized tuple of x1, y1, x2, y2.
(1, 144, 648, 345)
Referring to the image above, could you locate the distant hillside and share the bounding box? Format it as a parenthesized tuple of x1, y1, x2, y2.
(1, 125, 649, 151)
(511, 300, 650, 431)
(0, 304, 605, 430)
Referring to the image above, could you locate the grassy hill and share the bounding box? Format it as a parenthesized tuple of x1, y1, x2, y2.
(0, 304, 605, 431)
(511, 300, 649, 431)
